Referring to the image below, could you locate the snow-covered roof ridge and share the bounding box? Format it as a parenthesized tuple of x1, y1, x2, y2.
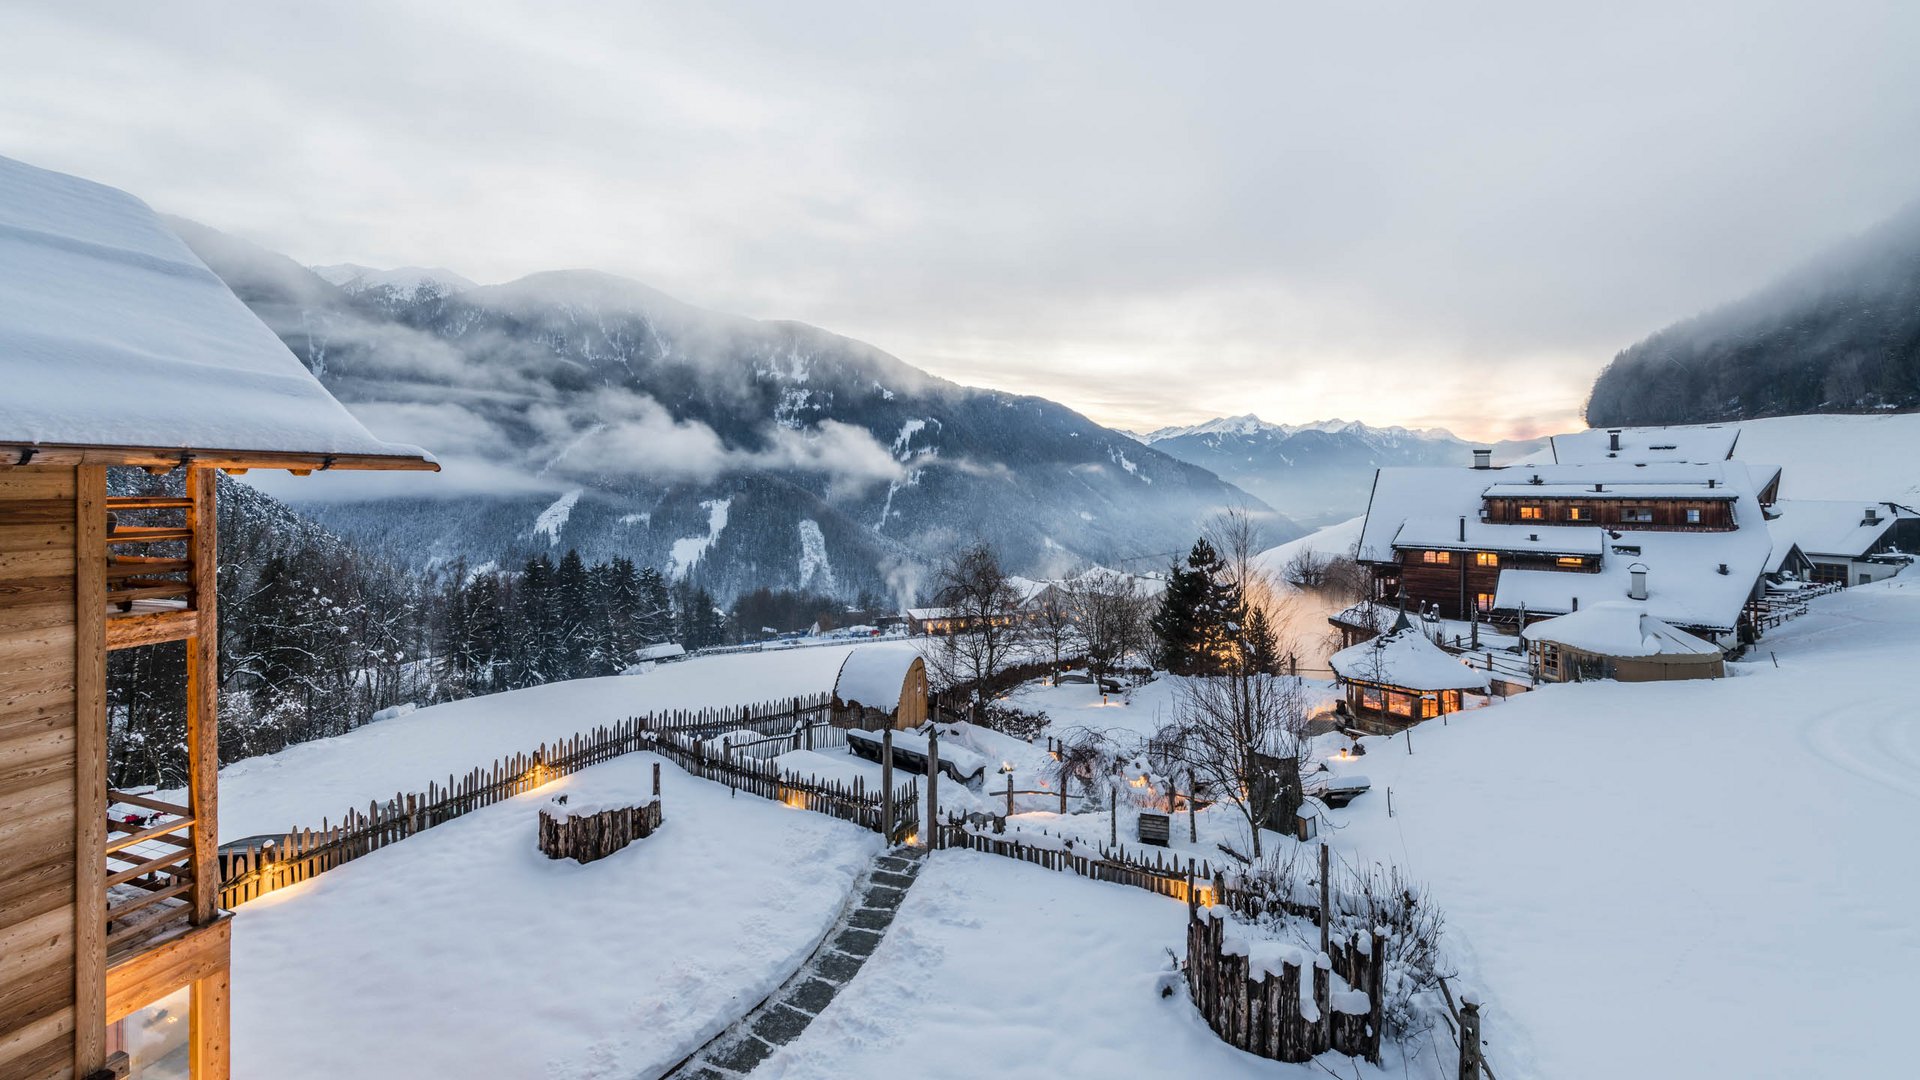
(1549, 424, 1741, 465)
(0, 154, 434, 466)
(1329, 626, 1491, 691)
(1520, 602, 1722, 657)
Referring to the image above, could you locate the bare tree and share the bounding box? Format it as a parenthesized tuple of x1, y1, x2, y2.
(917, 540, 1026, 720)
(1282, 547, 1332, 590)
(1031, 585, 1078, 684)
(1066, 570, 1152, 684)
(1155, 665, 1309, 859)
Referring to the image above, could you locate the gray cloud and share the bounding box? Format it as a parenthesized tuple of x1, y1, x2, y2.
(6, 2, 1919, 440)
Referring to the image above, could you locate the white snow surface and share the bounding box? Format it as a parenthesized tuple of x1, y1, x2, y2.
(668, 497, 731, 581)
(0, 154, 430, 461)
(1541, 414, 1920, 501)
(832, 646, 919, 712)
(531, 488, 582, 545)
(1316, 580, 1920, 1079)
(233, 752, 880, 1079)
(1519, 601, 1722, 657)
(1768, 498, 1917, 558)
(761, 851, 1420, 1078)
(796, 518, 834, 591)
(198, 643, 902, 841)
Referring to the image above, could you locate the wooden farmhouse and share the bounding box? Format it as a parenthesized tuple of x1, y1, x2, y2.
(0, 156, 436, 1079)
(1327, 620, 1490, 726)
(830, 647, 929, 729)
(1767, 500, 1920, 587)
(1338, 426, 1779, 652)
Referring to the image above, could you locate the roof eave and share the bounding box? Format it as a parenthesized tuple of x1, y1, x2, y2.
(0, 441, 440, 473)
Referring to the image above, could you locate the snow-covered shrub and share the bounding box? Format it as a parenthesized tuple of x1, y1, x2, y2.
(979, 701, 1049, 741)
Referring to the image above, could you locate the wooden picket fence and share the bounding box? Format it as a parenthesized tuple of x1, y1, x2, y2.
(644, 728, 919, 843)
(218, 694, 832, 908)
(934, 821, 1232, 904)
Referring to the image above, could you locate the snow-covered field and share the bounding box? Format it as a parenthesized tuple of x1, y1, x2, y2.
(762, 850, 1421, 1078)
(232, 751, 882, 1079)
(1311, 578, 1920, 1079)
(204, 641, 915, 841)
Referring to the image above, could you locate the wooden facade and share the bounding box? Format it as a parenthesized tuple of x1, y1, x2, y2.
(1390, 548, 1595, 622)
(0, 464, 233, 1080)
(1481, 494, 1735, 530)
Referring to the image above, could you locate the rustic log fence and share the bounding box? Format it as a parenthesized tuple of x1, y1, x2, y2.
(1185, 903, 1385, 1064)
(218, 695, 833, 908)
(538, 792, 664, 863)
(644, 728, 918, 843)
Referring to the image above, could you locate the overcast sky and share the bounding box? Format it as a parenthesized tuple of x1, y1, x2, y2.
(5, 2, 1918, 441)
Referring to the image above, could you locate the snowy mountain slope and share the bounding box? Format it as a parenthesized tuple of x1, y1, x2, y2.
(167, 219, 1296, 601)
(1142, 415, 1543, 526)
(1586, 200, 1920, 426)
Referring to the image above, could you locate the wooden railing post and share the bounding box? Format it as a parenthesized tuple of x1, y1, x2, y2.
(926, 726, 940, 850)
(1458, 997, 1483, 1080)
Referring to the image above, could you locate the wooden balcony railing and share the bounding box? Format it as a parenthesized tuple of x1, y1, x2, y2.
(103, 489, 209, 651)
(104, 789, 198, 964)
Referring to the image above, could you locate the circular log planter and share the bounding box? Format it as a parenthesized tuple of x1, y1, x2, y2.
(538, 794, 664, 863)
(1185, 906, 1385, 1065)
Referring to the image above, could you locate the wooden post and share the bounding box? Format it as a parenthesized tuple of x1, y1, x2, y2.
(1458, 997, 1483, 1080)
(1109, 778, 1118, 847)
(186, 466, 220, 926)
(1318, 842, 1331, 956)
(881, 727, 895, 843)
(1188, 770, 1198, 843)
(927, 726, 940, 851)
(652, 762, 661, 797)
(74, 464, 108, 1071)
(1005, 769, 1015, 817)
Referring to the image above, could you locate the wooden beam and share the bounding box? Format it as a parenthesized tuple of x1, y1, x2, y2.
(0, 443, 437, 474)
(73, 464, 106, 1074)
(185, 469, 218, 926)
(104, 917, 228, 1022)
(105, 609, 197, 652)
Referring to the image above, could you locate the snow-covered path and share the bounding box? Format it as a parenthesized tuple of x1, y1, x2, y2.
(203, 641, 916, 841)
(1315, 579, 1920, 1080)
(231, 751, 882, 1080)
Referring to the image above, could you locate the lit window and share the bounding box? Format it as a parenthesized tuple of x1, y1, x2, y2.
(1556, 556, 1585, 568)
(1686, 508, 1702, 524)
(1476, 592, 1495, 611)
(1519, 506, 1544, 520)
(1567, 506, 1586, 521)
(1421, 550, 1451, 564)
(1474, 552, 1499, 567)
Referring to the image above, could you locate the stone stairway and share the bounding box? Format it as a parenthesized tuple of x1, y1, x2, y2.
(667, 848, 925, 1079)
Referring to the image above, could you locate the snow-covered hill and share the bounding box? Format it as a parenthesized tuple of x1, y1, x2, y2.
(166, 220, 1295, 601)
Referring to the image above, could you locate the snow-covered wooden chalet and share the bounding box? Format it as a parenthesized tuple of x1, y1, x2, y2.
(1338, 426, 1779, 650)
(1327, 618, 1491, 724)
(0, 155, 437, 1080)
(1767, 500, 1920, 587)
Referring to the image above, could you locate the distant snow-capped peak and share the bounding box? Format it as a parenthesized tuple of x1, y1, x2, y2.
(1138, 414, 1459, 444)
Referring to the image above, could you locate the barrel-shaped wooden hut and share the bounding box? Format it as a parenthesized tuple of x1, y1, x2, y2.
(1521, 602, 1724, 682)
(831, 647, 929, 730)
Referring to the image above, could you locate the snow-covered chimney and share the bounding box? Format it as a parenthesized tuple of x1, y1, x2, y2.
(1608, 429, 1623, 451)
(1471, 448, 1492, 470)
(1865, 505, 1881, 525)
(1628, 563, 1649, 601)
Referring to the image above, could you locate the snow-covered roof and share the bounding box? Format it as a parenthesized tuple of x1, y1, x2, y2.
(1520, 602, 1722, 658)
(633, 642, 686, 661)
(0, 154, 434, 467)
(1548, 425, 1740, 465)
(833, 647, 923, 713)
(1493, 510, 1771, 632)
(1393, 517, 1605, 556)
(1328, 626, 1491, 692)
(1767, 500, 1918, 559)
(905, 607, 956, 621)
(1481, 482, 1736, 500)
